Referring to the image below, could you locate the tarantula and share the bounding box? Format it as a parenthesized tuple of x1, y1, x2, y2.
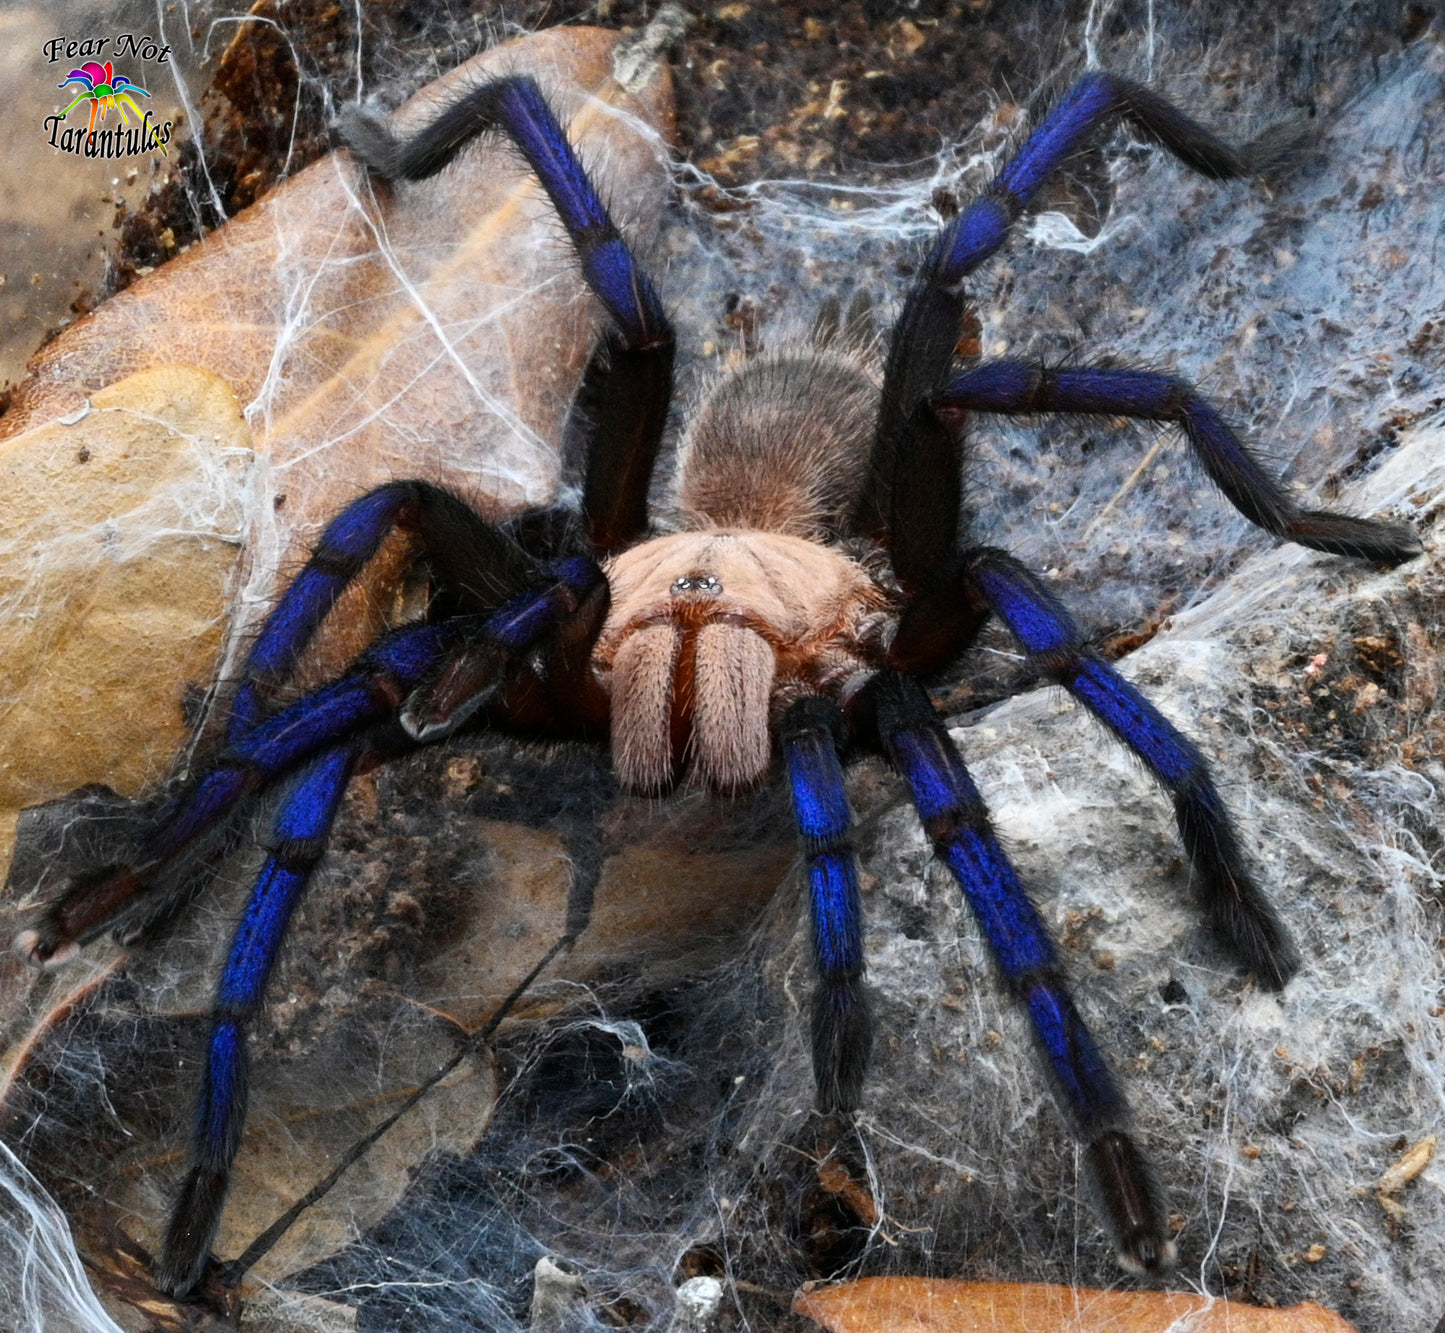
(14, 68, 1420, 1299)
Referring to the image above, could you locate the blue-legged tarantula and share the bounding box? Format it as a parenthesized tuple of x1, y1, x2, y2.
(15, 69, 1421, 1298)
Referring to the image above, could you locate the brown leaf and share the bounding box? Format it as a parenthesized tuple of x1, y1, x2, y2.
(794, 1278, 1363, 1333)
(0, 367, 249, 835)
(0, 21, 677, 793)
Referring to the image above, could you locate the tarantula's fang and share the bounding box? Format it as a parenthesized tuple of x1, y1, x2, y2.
(399, 643, 508, 742)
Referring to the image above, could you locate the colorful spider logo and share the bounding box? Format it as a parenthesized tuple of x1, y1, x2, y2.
(58, 61, 167, 154)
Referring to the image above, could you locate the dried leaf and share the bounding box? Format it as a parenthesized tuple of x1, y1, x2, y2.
(0, 366, 249, 852)
(0, 22, 677, 789)
(1377, 1134, 1436, 1194)
(793, 1278, 1363, 1333)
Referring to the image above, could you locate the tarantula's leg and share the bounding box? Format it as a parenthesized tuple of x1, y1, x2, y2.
(17, 557, 604, 967)
(859, 72, 1289, 545)
(343, 78, 675, 553)
(953, 546, 1299, 988)
(781, 696, 872, 1112)
(14, 620, 455, 968)
(938, 362, 1422, 563)
(853, 671, 1172, 1273)
(154, 742, 360, 1297)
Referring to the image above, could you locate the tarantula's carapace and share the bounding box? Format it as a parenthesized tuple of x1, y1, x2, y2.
(599, 527, 888, 793)
(11, 55, 1421, 1306)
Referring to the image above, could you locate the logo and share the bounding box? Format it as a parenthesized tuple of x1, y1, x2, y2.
(43, 35, 174, 160)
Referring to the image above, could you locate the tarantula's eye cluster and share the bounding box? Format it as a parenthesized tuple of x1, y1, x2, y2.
(596, 530, 886, 794)
(670, 573, 722, 595)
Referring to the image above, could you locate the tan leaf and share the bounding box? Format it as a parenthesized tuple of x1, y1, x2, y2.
(0, 366, 250, 851)
(793, 1278, 1363, 1333)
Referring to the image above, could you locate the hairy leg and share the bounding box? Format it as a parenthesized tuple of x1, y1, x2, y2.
(342, 75, 675, 553)
(858, 71, 1299, 556)
(781, 695, 872, 1112)
(153, 743, 359, 1296)
(855, 671, 1173, 1272)
(926, 547, 1299, 988)
(15, 544, 603, 965)
(938, 361, 1421, 563)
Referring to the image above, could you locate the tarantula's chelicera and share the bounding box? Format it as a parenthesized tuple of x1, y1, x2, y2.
(15, 70, 1421, 1298)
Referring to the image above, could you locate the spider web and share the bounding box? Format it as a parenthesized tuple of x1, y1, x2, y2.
(1, 2, 1443, 1331)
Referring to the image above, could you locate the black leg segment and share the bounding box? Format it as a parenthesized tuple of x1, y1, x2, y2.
(958, 547, 1300, 988)
(857, 71, 1289, 552)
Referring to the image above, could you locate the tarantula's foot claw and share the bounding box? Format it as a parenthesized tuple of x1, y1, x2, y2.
(12, 865, 151, 970)
(400, 643, 507, 743)
(1208, 889, 1301, 992)
(12, 926, 79, 971)
(154, 1166, 228, 1299)
(1117, 1231, 1179, 1277)
(1089, 1130, 1176, 1275)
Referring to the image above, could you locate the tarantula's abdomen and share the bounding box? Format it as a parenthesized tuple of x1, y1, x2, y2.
(676, 353, 878, 539)
(596, 530, 887, 792)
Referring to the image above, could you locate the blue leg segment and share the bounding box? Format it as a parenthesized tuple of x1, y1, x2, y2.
(781, 696, 872, 1112)
(961, 547, 1300, 988)
(228, 482, 544, 743)
(136, 620, 453, 876)
(859, 670, 1172, 1273)
(158, 556, 602, 862)
(342, 77, 676, 551)
(939, 362, 1422, 563)
(346, 77, 667, 346)
(154, 744, 359, 1296)
(488, 78, 668, 350)
(230, 485, 415, 741)
(943, 73, 1261, 287)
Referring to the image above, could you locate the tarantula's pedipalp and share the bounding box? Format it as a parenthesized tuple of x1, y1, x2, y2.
(938, 362, 1425, 563)
(16, 484, 603, 970)
(855, 671, 1172, 1273)
(228, 482, 543, 741)
(782, 696, 871, 1112)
